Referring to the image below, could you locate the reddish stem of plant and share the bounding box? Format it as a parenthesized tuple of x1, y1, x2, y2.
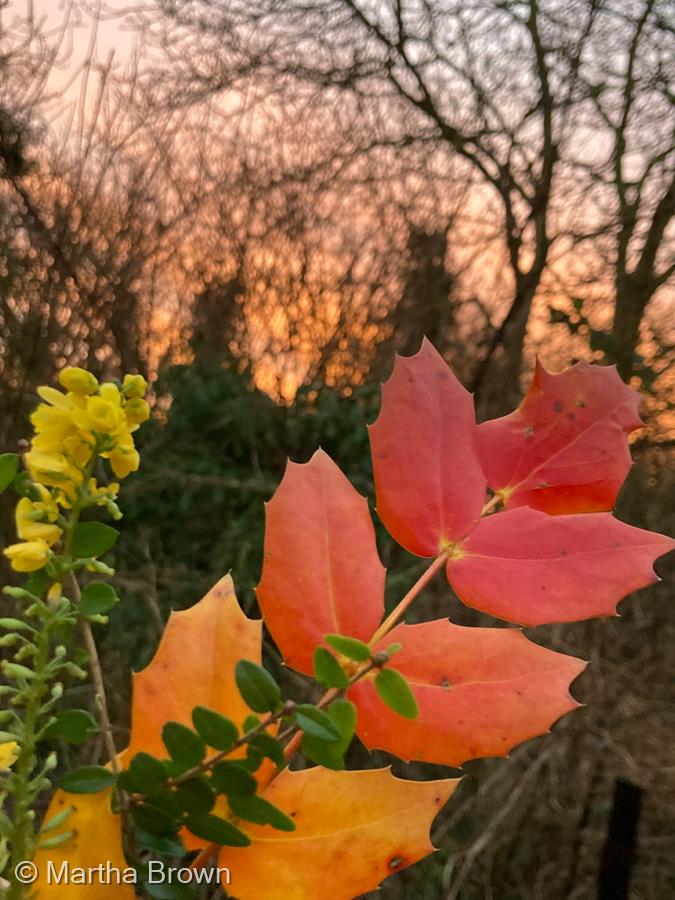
(368, 551, 450, 647)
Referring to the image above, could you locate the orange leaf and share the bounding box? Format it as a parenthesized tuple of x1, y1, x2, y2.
(447, 507, 675, 626)
(215, 767, 458, 899)
(369, 338, 486, 556)
(257, 450, 385, 674)
(478, 361, 643, 514)
(128, 574, 262, 758)
(351, 621, 584, 766)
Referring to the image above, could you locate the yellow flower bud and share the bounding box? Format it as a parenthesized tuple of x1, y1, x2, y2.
(124, 397, 150, 426)
(58, 367, 99, 396)
(0, 741, 19, 770)
(48, 582, 63, 602)
(122, 373, 148, 399)
(3, 540, 51, 572)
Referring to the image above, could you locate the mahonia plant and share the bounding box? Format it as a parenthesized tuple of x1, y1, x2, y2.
(3, 340, 675, 900)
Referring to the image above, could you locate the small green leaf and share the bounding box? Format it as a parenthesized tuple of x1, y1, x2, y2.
(59, 766, 116, 794)
(243, 714, 260, 732)
(191, 707, 238, 751)
(135, 828, 185, 857)
(161, 722, 206, 768)
(25, 570, 50, 599)
(249, 733, 285, 770)
(12, 471, 40, 500)
(324, 634, 371, 661)
(385, 642, 403, 657)
(119, 753, 168, 796)
(79, 582, 119, 616)
(38, 830, 76, 849)
(132, 802, 179, 835)
(71, 522, 119, 558)
(243, 744, 264, 772)
(375, 668, 418, 719)
(40, 805, 75, 834)
(174, 777, 216, 815)
(148, 791, 183, 820)
(294, 704, 341, 742)
(235, 660, 281, 713)
(159, 759, 188, 780)
(44, 709, 98, 745)
(0, 454, 19, 493)
(302, 698, 357, 770)
(229, 794, 295, 831)
(184, 814, 250, 846)
(210, 761, 257, 797)
(313, 647, 349, 689)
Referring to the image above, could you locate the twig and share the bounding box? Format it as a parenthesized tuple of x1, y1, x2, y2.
(66, 573, 121, 779)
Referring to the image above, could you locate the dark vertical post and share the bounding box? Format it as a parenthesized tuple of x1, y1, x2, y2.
(598, 779, 642, 899)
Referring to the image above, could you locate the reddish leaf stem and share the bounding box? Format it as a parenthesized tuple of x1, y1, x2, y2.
(481, 493, 502, 516)
(368, 551, 450, 647)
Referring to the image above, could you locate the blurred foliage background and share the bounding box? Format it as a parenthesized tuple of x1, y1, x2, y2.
(1, 0, 674, 897)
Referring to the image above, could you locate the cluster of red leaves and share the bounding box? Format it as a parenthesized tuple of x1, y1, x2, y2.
(258, 339, 674, 767)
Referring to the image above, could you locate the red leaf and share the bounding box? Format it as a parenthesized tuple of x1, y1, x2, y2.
(447, 507, 674, 626)
(257, 449, 385, 674)
(478, 360, 643, 514)
(351, 620, 585, 766)
(369, 338, 486, 556)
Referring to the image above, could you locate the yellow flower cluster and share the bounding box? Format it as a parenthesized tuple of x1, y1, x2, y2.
(3, 368, 149, 572)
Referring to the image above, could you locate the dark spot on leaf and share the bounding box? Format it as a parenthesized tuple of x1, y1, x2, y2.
(439, 676, 451, 689)
(553, 401, 562, 412)
(524, 425, 534, 438)
(576, 399, 586, 408)
(567, 412, 576, 420)
(389, 856, 405, 871)
(560, 549, 567, 556)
